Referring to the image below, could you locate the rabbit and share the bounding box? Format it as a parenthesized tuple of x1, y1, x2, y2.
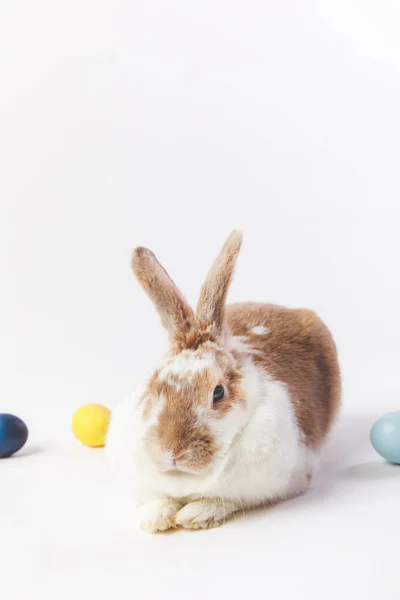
(105, 230, 341, 532)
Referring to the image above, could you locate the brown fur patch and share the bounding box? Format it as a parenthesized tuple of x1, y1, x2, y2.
(226, 303, 341, 448)
(142, 396, 154, 421)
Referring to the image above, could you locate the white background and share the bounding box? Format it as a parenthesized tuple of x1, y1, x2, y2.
(1, 1, 400, 599)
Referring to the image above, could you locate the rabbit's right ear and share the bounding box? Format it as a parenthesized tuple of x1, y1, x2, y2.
(132, 247, 195, 342)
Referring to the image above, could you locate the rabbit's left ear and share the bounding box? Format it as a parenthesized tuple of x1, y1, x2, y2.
(196, 230, 242, 342)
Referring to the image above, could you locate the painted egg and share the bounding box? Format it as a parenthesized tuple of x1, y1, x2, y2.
(0, 414, 29, 458)
(72, 403, 111, 447)
(370, 411, 400, 464)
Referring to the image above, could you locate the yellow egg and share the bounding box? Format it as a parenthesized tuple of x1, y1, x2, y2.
(72, 403, 111, 447)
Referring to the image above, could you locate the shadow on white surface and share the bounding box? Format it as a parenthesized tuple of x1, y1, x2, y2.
(320, 412, 400, 480)
(246, 411, 400, 516)
(343, 460, 400, 479)
(321, 412, 377, 467)
(9, 444, 44, 459)
(306, 412, 400, 494)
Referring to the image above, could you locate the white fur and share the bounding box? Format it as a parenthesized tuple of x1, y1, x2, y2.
(139, 498, 183, 532)
(225, 335, 263, 356)
(175, 498, 237, 528)
(225, 335, 249, 354)
(105, 336, 317, 529)
(251, 325, 270, 335)
(158, 350, 215, 382)
(207, 357, 316, 506)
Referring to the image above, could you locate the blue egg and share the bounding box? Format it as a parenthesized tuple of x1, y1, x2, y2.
(0, 414, 29, 458)
(370, 411, 400, 464)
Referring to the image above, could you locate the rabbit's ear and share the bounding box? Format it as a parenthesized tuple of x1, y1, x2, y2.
(132, 247, 195, 341)
(196, 230, 243, 342)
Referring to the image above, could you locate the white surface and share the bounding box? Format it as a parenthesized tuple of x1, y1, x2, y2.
(1, 1, 400, 598)
(3, 414, 400, 600)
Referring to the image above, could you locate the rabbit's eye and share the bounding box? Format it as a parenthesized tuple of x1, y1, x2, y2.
(213, 384, 225, 404)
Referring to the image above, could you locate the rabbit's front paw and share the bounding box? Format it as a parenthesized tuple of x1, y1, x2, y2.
(139, 499, 183, 533)
(175, 499, 236, 530)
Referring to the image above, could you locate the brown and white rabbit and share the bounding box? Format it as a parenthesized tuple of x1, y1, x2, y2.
(105, 231, 341, 532)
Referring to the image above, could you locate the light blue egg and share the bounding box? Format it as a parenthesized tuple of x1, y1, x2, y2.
(370, 411, 400, 464)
